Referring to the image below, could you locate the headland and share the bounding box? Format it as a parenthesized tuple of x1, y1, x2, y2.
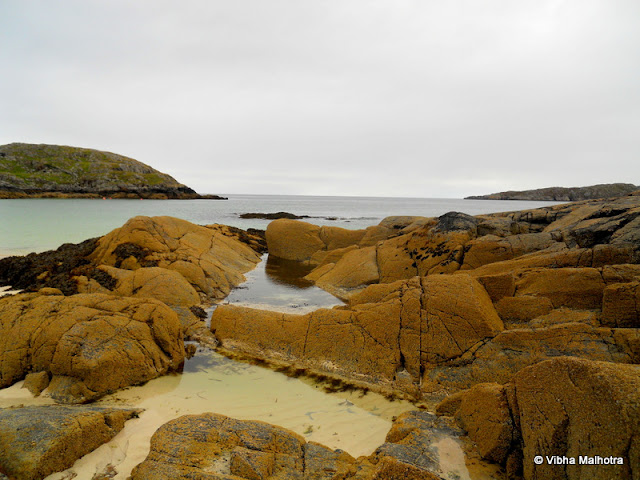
(0, 143, 225, 199)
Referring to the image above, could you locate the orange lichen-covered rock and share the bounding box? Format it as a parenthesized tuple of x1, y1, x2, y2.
(461, 232, 560, 270)
(0, 406, 141, 480)
(476, 273, 516, 302)
(309, 246, 380, 299)
(495, 296, 554, 323)
(436, 357, 640, 480)
(423, 322, 634, 392)
(130, 410, 466, 480)
(90, 216, 261, 299)
(212, 274, 502, 393)
(78, 265, 200, 306)
(266, 219, 325, 262)
(602, 281, 640, 328)
(436, 382, 515, 464)
(0, 292, 184, 403)
(128, 413, 386, 480)
(514, 357, 640, 480)
(515, 267, 605, 309)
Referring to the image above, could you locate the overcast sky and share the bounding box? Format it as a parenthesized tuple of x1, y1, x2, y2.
(1, 1, 638, 197)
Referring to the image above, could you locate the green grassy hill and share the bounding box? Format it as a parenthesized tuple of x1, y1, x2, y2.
(0, 143, 219, 199)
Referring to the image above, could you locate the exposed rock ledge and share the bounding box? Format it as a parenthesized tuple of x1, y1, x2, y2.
(212, 193, 640, 403)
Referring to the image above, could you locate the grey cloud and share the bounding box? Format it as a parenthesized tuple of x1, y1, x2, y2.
(1, 0, 638, 197)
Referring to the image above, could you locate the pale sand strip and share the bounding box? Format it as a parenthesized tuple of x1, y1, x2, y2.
(0, 350, 418, 479)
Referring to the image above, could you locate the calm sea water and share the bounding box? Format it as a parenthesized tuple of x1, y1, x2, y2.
(0, 195, 559, 257)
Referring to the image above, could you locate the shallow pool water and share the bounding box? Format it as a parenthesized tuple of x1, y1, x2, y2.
(0, 347, 418, 479)
(215, 254, 344, 314)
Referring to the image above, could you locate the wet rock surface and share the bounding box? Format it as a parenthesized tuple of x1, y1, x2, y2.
(0, 405, 140, 480)
(0, 237, 99, 294)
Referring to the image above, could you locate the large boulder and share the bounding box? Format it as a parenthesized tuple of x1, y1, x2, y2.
(436, 357, 640, 480)
(129, 413, 358, 480)
(419, 274, 504, 364)
(74, 265, 206, 337)
(514, 357, 640, 480)
(129, 411, 479, 480)
(77, 265, 200, 305)
(514, 267, 605, 309)
(266, 219, 382, 266)
(461, 232, 561, 270)
(0, 292, 184, 402)
(435, 383, 515, 464)
(89, 216, 262, 299)
(266, 219, 325, 262)
(212, 274, 503, 394)
(0, 405, 140, 480)
(308, 246, 380, 299)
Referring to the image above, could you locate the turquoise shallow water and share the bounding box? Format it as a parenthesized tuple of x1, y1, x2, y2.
(0, 194, 559, 256)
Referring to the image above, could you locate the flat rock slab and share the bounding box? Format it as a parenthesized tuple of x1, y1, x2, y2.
(0, 405, 141, 480)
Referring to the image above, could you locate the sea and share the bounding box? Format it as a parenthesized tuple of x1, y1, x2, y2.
(0, 194, 560, 257)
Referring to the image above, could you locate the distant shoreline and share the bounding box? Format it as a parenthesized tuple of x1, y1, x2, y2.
(0, 191, 227, 200)
(466, 182, 638, 202)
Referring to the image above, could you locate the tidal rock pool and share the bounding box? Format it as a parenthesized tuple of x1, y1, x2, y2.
(0, 255, 503, 479)
(0, 347, 417, 479)
(218, 254, 344, 313)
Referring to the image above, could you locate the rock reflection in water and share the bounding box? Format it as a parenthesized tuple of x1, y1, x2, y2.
(220, 254, 343, 313)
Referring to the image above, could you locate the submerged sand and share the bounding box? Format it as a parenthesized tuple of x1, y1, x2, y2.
(0, 348, 416, 479)
(0, 347, 503, 480)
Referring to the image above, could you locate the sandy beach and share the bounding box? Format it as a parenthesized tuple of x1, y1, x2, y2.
(0, 348, 421, 479)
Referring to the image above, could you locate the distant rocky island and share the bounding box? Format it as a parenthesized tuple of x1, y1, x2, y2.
(0, 143, 225, 199)
(466, 182, 638, 201)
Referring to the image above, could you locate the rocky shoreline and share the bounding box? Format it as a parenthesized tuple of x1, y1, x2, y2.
(465, 182, 638, 201)
(1, 193, 639, 479)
